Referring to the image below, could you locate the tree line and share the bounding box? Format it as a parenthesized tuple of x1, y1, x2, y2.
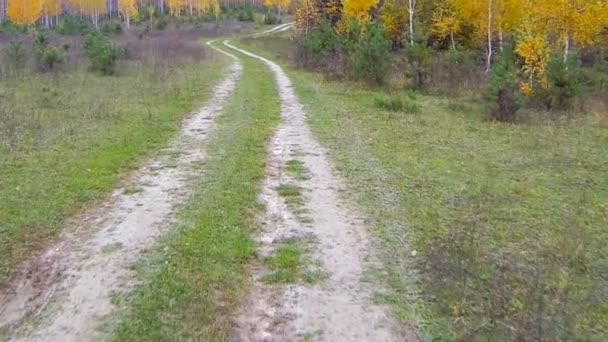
(293, 0, 608, 120)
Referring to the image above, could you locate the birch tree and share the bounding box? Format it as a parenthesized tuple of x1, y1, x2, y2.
(119, 0, 138, 27)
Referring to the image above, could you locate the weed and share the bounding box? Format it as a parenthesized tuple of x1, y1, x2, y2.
(123, 184, 144, 195)
(277, 183, 305, 208)
(262, 240, 325, 285)
(102, 242, 123, 255)
(374, 95, 420, 114)
(262, 243, 303, 284)
(286, 159, 310, 180)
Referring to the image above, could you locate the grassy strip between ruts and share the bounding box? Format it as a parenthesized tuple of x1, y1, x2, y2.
(237, 37, 608, 340)
(110, 44, 280, 341)
(0, 52, 227, 283)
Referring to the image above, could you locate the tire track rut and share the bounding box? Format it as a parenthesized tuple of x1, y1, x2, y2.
(0, 42, 242, 342)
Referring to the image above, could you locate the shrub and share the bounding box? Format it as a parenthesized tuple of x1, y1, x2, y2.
(538, 55, 589, 111)
(254, 13, 265, 29)
(299, 22, 339, 65)
(153, 16, 169, 30)
(351, 24, 392, 84)
(0, 21, 20, 34)
(42, 48, 63, 70)
(84, 32, 122, 75)
(374, 95, 420, 114)
(405, 39, 433, 89)
(264, 11, 280, 25)
(486, 49, 522, 122)
(237, 8, 254, 22)
(57, 15, 94, 35)
(33, 31, 50, 68)
(101, 20, 123, 35)
(3, 40, 28, 71)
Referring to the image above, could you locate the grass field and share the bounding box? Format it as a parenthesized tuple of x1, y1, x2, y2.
(0, 37, 227, 283)
(109, 46, 281, 341)
(238, 37, 608, 340)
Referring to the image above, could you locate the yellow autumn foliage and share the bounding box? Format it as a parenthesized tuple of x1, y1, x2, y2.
(294, 0, 320, 38)
(380, 2, 408, 47)
(7, 0, 43, 25)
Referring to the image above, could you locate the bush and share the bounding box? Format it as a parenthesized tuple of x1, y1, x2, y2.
(486, 49, 522, 122)
(405, 39, 433, 89)
(57, 15, 94, 35)
(351, 24, 392, 84)
(0, 21, 20, 34)
(84, 32, 122, 75)
(33, 31, 50, 69)
(538, 55, 589, 111)
(153, 16, 169, 30)
(374, 95, 420, 114)
(254, 13, 265, 29)
(42, 48, 63, 70)
(264, 11, 280, 25)
(299, 22, 339, 65)
(237, 8, 254, 22)
(3, 40, 27, 71)
(101, 20, 123, 35)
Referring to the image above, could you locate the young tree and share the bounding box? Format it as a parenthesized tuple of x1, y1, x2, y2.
(119, 0, 138, 27)
(7, 0, 43, 25)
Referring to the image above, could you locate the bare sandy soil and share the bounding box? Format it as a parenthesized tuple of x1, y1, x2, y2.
(0, 42, 242, 342)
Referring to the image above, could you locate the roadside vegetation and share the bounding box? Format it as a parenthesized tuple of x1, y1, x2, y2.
(238, 0, 608, 337)
(0, 0, 283, 286)
(0, 26, 230, 283)
(110, 48, 281, 341)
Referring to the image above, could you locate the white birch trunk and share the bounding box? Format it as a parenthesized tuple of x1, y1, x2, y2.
(407, 0, 416, 46)
(486, 0, 493, 74)
(498, 27, 504, 52)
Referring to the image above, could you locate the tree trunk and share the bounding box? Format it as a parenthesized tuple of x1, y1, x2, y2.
(498, 27, 503, 52)
(126, 14, 130, 28)
(408, 0, 416, 46)
(486, 0, 493, 74)
(563, 35, 570, 63)
(450, 29, 456, 51)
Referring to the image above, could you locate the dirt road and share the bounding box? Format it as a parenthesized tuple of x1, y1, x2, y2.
(0, 42, 242, 342)
(222, 41, 415, 341)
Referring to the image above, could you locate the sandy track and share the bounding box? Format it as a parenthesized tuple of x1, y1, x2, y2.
(223, 41, 416, 341)
(0, 42, 242, 342)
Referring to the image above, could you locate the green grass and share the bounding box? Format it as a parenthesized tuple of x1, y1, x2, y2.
(0, 53, 227, 283)
(286, 159, 310, 180)
(277, 183, 305, 207)
(262, 241, 325, 285)
(110, 46, 281, 341)
(262, 243, 303, 284)
(277, 183, 310, 221)
(238, 37, 608, 340)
